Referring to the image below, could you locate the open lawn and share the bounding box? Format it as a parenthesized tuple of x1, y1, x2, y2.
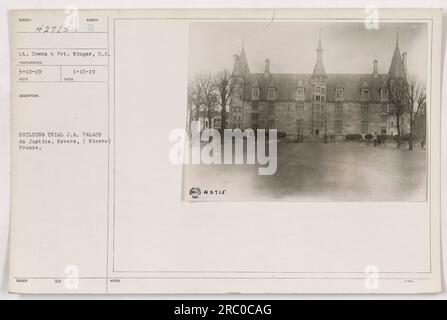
(183, 142, 427, 201)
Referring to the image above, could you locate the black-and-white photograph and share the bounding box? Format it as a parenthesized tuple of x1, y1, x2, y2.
(184, 21, 428, 201)
(4, 6, 443, 297)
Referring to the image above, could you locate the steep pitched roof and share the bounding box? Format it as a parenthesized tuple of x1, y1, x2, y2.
(242, 73, 389, 102)
(388, 33, 405, 79)
(251, 79, 260, 88)
(313, 38, 326, 75)
(236, 46, 250, 74)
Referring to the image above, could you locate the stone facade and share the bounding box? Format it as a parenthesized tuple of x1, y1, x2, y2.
(229, 34, 411, 140)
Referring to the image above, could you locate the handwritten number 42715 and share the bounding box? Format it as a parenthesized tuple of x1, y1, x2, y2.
(35, 25, 69, 33)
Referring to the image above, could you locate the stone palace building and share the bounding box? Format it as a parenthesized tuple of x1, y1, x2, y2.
(229, 33, 412, 140)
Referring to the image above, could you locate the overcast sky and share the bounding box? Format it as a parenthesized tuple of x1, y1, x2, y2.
(188, 21, 428, 83)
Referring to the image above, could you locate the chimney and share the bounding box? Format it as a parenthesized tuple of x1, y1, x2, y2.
(264, 58, 270, 77)
(373, 59, 378, 77)
(402, 52, 407, 76)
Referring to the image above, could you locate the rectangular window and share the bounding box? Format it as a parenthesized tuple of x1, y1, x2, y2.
(335, 88, 344, 101)
(251, 113, 258, 121)
(297, 119, 304, 134)
(335, 120, 342, 133)
(335, 103, 343, 115)
(268, 102, 275, 114)
(381, 126, 387, 134)
(296, 102, 304, 114)
(267, 88, 276, 100)
(361, 104, 368, 117)
(232, 84, 239, 97)
(361, 120, 368, 134)
(361, 88, 369, 101)
(268, 120, 275, 129)
(381, 104, 388, 114)
(252, 87, 259, 100)
(296, 87, 305, 101)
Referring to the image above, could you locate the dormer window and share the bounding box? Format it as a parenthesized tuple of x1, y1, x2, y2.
(360, 88, 369, 101)
(267, 88, 276, 100)
(252, 87, 260, 100)
(335, 88, 344, 101)
(380, 88, 388, 102)
(296, 87, 305, 101)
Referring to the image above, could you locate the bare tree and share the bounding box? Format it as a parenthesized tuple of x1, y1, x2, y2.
(201, 72, 218, 131)
(188, 73, 209, 131)
(388, 79, 407, 148)
(404, 75, 426, 150)
(213, 70, 233, 132)
(189, 71, 232, 133)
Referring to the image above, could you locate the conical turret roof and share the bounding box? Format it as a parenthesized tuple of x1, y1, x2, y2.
(388, 31, 406, 79)
(313, 36, 326, 75)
